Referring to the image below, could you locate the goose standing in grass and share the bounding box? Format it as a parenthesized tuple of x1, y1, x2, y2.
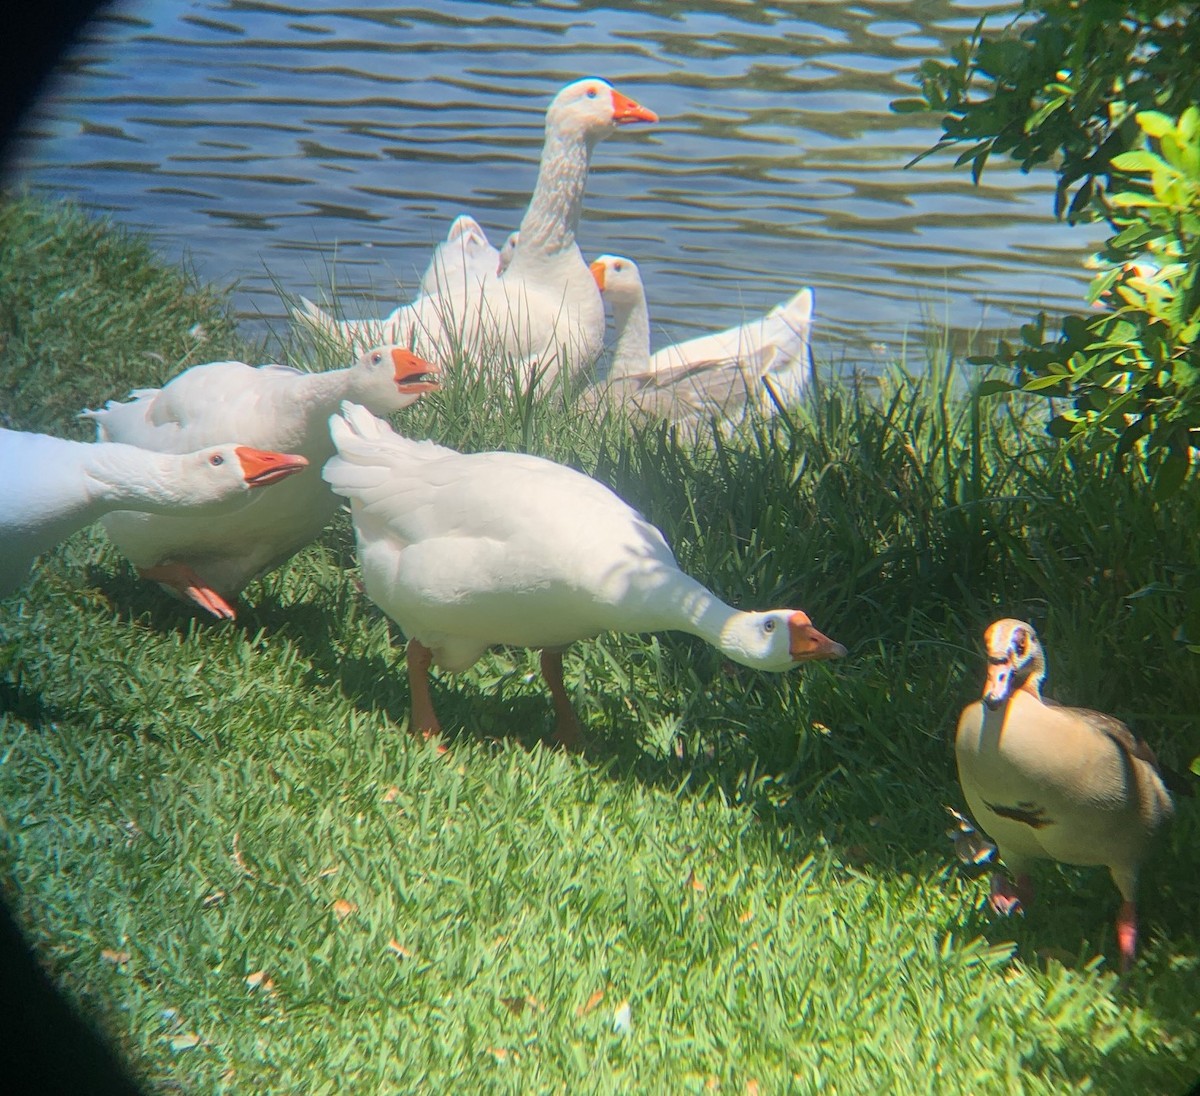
(81, 345, 439, 619)
(955, 618, 1189, 972)
(0, 427, 307, 599)
(585, 255, 815, 430)
(323, 402, 845, 748)
(296, 78, 657, 387)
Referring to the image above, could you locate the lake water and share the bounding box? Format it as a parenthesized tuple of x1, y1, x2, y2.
(7, 0, 1102, 367)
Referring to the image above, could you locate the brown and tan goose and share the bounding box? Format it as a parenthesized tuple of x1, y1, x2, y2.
(955, 618, 1186, 972)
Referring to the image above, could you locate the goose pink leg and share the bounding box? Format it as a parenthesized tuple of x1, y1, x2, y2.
(540, 649, 584, 752)
(138, 562, 237, 620)
(1116, 899, 1138, 974)
(406, 638, 442, 738)
(988, 871, 1033, 916)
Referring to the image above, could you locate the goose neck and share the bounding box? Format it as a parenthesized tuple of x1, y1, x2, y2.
(514, 126, 592, 259)
(607, 288, 652, 380)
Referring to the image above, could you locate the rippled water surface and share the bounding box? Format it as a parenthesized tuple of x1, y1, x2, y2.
(9, 0, 1103, 363)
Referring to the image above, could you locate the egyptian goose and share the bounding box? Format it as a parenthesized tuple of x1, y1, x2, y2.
(955, 618, 1185, 972)
(297, 78, 657, 387)
(323, 402, 845, 748)
(586, 255, 815, 430)
(0, 427, 307, 599)
(81, 345, 439, 619)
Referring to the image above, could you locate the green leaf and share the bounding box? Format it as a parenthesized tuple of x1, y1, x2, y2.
(974, 379, 1016, 397)
(1023, 375, 1071, 393)
(1110, 150, 1167, 174)
(1135, 111, 1175, 139)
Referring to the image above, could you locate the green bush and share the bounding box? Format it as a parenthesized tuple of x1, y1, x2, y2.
(895, 3, 1200, 495)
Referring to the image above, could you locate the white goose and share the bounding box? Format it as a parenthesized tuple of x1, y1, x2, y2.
(297, 78, 658, 387)
(955, 618, 1186, 972)
(417, 214, 505, 299)
(81, 344, 439, 619)
(586, 255, 816, 429)
(0, 427, 307, 599)
(323, 402, 845, 748)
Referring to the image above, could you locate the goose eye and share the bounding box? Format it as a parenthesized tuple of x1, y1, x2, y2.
(209, 453, 224, 467)
(586, 87, 598, 99)
(1013, 631, 1028, 657)
(371, 352, 383, 365)
(764, 619, 776, 634)
(614, 262, 623, 272)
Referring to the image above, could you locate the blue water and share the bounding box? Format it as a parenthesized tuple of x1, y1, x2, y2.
(8, 0, 1101, 364)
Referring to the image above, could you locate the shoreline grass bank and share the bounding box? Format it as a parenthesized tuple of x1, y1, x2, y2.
(1, 196, 1198, 1094)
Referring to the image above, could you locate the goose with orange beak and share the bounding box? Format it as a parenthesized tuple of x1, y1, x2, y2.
(324, 402, 844, 751)
(82, 344, 439, 618)
(297, 78, 658, 388)
(0, 427, 308, 600)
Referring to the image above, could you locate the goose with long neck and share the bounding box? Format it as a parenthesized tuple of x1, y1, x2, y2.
(81, 344, 439, 618)
(955, 618, 1187, 973)
(296, 78, 657, 388)
(0, 427, 307, 599)
(323, 402, 845, 748)
(586, 255, 816, 430)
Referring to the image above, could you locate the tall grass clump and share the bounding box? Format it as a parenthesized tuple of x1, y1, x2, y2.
(1, 197, 1198, 1094)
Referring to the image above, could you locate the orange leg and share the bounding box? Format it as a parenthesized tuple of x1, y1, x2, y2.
(406, 637, 442, 738)
(540, 649, 584, 752)
(138, 562, 237, 620)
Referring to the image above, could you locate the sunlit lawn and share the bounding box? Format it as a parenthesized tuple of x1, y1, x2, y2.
(2, 197, 1198, 1094)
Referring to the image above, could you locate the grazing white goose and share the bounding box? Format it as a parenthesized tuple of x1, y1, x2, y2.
(323, 402, 845, 748)
(955, 618, 1186, 973)
(0, 427, 307, 599)
(417, 214, 504, 299)
(586, 255, 815, 430)
(297, 78, 657, 387)
(81, 345, 439, 619)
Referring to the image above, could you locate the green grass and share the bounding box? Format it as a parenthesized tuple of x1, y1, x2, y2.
(1, 196, 1198, 1094)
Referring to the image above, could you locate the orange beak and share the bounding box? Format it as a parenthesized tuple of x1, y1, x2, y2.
(610, 88, 658, 126)
(392, 348, 441, 394)
(234, 447, 309, 487)
(787, 611, 847, 662)
(589, 259, 606, 292)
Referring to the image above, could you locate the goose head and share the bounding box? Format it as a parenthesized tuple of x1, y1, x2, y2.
(981, 618, 1046, 709)
(351, 345, 441, 410)
(547, 78, 658, 146)
(589, 254, 644, 308)
(183, 444, 308, 504)
(723, 609, 847, 672)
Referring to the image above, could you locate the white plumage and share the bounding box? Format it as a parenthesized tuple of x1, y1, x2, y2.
(80, 344, 439, 618)
(586, 254, 815, 431)
(323, 402, 845, 746)
(296, 78, 657, 388)
(0, 427, 307, 599)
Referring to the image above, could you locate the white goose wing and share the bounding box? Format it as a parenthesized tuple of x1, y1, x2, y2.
(82, 361, 302, 452)
(650, 287, 814, 377)
(323, 403, 675, 572)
